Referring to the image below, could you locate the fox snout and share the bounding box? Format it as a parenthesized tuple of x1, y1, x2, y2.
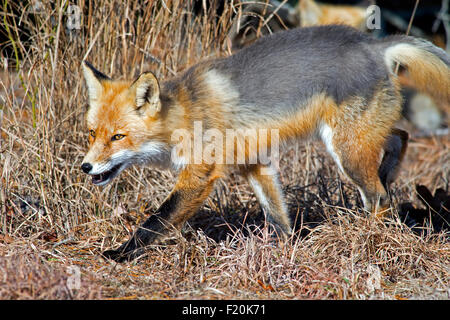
(80, 159, 126, 186)
(81, 162, 93, 174)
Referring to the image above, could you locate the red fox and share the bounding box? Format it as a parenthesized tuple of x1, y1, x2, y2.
(81, 25, 450, 262)
(296, 0, 367, 30)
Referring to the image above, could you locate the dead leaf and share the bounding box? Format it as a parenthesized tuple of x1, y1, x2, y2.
(38, 231, 58, 242)
(0, 234, 13, 244)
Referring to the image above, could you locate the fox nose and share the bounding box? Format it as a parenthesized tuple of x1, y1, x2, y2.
(81, 163, 93, 174)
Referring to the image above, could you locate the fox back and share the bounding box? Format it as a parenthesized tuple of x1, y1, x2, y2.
(213, 26, 386, 115)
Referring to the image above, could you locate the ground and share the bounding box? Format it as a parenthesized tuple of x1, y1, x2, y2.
(0, 0, 449, 300)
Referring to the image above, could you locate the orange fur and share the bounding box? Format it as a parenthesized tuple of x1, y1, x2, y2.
(297, 0, 367, 30)
(163, 164, 223, 231)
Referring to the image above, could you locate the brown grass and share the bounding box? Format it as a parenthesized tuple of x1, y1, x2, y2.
(0, 0, 449, 300)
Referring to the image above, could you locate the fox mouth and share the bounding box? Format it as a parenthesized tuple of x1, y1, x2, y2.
(91, 163, 123, 185)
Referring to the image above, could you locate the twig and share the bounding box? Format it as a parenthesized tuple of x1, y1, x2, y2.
(52, 236, 75, 249)
(395, 0, 420, 75)
(432, 0, 450, 52)
(381, 11, 426, 38)
(261, 0, 288, 29)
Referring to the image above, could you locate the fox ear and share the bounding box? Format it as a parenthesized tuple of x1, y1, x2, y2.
(130, 72, 161, 117)
(82, 61, 110, 102)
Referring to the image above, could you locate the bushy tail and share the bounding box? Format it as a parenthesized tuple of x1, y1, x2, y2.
(382, 36, 450, 102)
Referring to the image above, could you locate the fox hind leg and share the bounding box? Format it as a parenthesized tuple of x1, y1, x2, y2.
(320, 87, 404, 216)
(320, 122, 391, 215)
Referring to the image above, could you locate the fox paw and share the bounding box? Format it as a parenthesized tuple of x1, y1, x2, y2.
(102, 246, 145, 262)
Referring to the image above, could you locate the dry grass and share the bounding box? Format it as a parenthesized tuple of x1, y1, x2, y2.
(0, 0, 449, 300)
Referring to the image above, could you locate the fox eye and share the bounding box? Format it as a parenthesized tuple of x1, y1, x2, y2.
(89, 130, 96, 138)
(111, 134, 125, 141)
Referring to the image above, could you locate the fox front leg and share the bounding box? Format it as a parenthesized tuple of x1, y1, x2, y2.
(102, 165, 221, 262)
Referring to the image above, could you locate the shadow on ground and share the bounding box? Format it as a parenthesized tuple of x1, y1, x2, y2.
(186, 179, 449, 243)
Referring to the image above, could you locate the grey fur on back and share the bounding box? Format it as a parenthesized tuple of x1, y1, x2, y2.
(211, 25, 390, 115)
(163, 25, 449, 126)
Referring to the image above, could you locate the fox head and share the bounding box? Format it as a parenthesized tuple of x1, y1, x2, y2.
(81, 61, 171, 185)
